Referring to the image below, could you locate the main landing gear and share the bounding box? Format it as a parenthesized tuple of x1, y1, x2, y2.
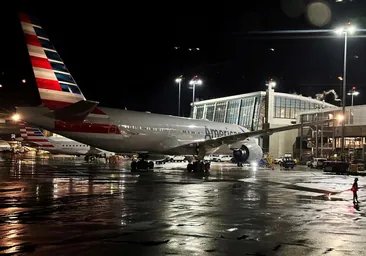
(84, 154, 108, 163)
(130, 154, 154, 171)
(186, 160, 210, 173)
(85, 155, 97, 162)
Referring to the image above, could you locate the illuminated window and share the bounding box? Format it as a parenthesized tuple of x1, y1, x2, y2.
(205, 104, 215, 121)
(214, 102, 227, 122)
(280, 97, 286, 118)
(274, 96, 281, 118)
(238, 97, 255, 127)
(252, 96, 262, 130)
(195, 106, 204, 119)
(290, 99, 296, 118)
(225, 100, 240, 124)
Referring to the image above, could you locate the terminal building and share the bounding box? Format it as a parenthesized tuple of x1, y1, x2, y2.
(297, 105, 366, 161)
(190, 85, 337, 159)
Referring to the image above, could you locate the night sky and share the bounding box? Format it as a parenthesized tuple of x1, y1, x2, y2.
(1, 0, 366, 117)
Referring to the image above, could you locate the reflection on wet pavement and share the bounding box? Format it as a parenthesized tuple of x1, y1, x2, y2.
(0, 154, 366, 255)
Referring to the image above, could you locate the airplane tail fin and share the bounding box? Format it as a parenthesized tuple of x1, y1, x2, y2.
(19, 13, 87, 110)
(19, 121, 54, 148)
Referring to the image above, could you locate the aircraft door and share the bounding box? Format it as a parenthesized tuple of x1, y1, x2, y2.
(109, 125, 116, 134)
(108, 118, 117, 134)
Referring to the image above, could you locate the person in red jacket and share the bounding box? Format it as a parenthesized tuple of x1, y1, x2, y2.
(352, 178, 359, 204)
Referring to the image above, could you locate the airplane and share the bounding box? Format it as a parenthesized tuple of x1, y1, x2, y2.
(19, 121, 115, 161)
(15, 13, 334, 172)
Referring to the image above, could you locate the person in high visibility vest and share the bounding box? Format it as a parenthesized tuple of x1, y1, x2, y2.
(351, 178, 359, 204)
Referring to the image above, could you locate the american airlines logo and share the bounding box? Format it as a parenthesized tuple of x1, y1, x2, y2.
(204, 126, 239, 140)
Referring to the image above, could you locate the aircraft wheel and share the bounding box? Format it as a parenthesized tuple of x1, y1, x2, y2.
(204, 162, 210, 172)
(187, 163, 193, 172)
(192, 162, 198, 172)
(200, 162, 206, 172)
(131, 161, 137, 171)
(148, 161, 154, 169)
(192, 162, 204, 172)
(137, 160, 149, 170)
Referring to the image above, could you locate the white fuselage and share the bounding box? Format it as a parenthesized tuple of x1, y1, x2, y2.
(17, 106, 260, 157)
(38, 136, 114, 157)
(41, 137, 91, 155)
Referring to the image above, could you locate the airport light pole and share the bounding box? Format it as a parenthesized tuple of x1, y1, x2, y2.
(335, 22, 356, 159)
(189, 76, 202, 106)
(347, 86, 359, 106)
(265, 79, 276, 89)
(320, 100, 325, 157)
(337, 76, 343, 107)
(264, 79, 276, 155)
(175, 76, 183, 116)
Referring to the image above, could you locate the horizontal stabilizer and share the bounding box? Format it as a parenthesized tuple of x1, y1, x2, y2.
(45, 100, 99, 123)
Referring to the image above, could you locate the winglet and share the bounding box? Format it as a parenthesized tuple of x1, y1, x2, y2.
(45, 100, 99, 122)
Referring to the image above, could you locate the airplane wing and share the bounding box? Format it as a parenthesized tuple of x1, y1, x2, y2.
(175, 118, 336, 152)
(21, 140, 43, 148)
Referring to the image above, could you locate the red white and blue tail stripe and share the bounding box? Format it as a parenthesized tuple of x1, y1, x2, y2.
(19, 13, 86, 110)
(19, 122, 54, 148)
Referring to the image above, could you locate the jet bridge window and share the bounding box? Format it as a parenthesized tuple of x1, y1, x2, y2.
(195, 106, 204, 119)
(226, 100, 240, 124)
(214, 102, 227, 122)
(205, 104, 215, 121)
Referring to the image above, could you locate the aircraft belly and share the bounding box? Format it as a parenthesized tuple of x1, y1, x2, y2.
(55, 131, 169, 154)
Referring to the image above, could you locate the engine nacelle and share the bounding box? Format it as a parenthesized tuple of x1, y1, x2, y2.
(232, 142, 263, 164)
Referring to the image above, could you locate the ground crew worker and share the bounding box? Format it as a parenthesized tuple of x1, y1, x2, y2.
(351, 178, 359, 204)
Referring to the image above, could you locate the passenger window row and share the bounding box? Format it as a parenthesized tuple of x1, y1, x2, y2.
(119, 125, 202, 135)
(62, 145, 87, 147)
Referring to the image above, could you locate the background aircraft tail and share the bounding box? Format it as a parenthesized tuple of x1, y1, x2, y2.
(19, 121, 54, 148)
(18, 12, 86, 110)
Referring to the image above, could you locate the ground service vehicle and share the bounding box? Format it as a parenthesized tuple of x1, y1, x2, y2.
(280, 156, 296, 169)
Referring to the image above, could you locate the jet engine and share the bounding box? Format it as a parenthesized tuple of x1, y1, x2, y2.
(232, 142, 263, 164)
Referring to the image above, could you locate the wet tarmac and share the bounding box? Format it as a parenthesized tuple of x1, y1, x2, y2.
(0, 154, 365, 255)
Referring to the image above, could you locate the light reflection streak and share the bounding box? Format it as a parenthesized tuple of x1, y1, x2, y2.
(162, 184, 212, 252)
(36, 185, 39, 201)
(0, 159, 138, 252)
(51, 173, 130, 199)
(0, 223, 27, 254)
